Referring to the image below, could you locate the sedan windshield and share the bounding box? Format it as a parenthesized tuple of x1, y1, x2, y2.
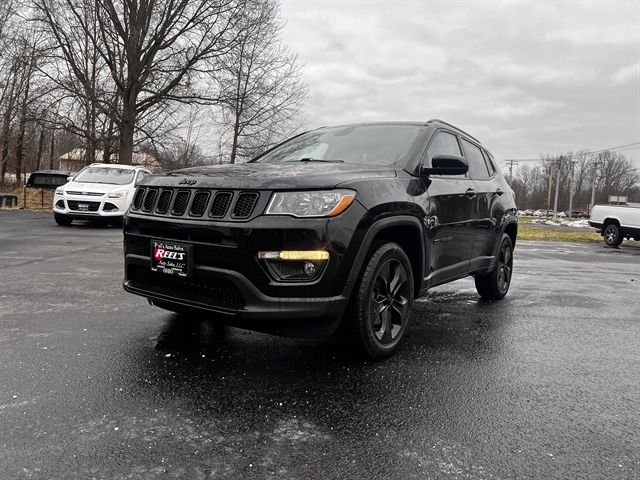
(253, 124, 426, 166)
(73, 167, 135, 185)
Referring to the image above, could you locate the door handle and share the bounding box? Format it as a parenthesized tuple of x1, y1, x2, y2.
(465, 188, 477, 198)
(495, 188, 504, 196)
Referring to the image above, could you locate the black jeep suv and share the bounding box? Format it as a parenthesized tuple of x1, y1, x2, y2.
(123, 120, 517, 358)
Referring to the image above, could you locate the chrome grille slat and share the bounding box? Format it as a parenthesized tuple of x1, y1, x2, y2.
(172, 191, 190, 216)
(189, 191, 210, 217)
(131, 188, 259, 220)
(156, 190, 173, 214)
(142, 188, 158, 212)
(133, 188, 146, 210)
(232, 192, 259, 219)
(210, 192, 233, 218)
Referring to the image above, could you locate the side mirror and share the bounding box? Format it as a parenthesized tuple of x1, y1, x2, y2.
(421, 154, 468, 176)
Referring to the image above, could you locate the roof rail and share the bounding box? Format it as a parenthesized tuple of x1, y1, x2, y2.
(426, 119, 482, 144)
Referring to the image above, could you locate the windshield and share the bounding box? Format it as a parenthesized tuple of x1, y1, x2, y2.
(73, 167, 135, 185)
(254, 125, 426, 166)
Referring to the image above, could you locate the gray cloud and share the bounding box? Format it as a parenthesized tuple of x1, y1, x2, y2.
(280, 0, 640, 166)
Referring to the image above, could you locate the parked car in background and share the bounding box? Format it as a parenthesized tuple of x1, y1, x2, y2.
(123, 120, 518, 358)
(26, 170, 76, 189)
(532, 209, 545, 217)
(52, 163, 151, 225)
(589, 204, 640, 246)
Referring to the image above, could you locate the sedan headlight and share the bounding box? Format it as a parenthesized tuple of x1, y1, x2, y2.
(55, 187, 64, 195)
(265, 190, 356, 217)
(108, 191, 127, 198)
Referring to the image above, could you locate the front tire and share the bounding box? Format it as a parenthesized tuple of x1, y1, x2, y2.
(347, 242, 414, 359)
(54, 213, 72, 226)
(603, 223, 623, 247)
(475, 234, 513, 300)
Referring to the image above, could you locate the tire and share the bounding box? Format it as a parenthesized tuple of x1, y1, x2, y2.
(54, 213, 72, 226)
(603, 223, 623, 247)
(347, 242, 414, 359)
(475, 234, 513, 300)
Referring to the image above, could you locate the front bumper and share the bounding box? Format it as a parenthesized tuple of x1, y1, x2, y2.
(123, 203, 368, 336)
(53, 194, 130, 218)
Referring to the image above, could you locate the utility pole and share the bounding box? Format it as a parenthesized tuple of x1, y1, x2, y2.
(553, 157, 562, 219)
(505, 159, 518, 180)
(589, 160, 601, 214)
(568, 160, 576, 218)
(546, 161, 553, 213)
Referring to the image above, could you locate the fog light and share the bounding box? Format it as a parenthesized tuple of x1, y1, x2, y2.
(303, 261, 316, 277)
(258, 250, 330, 261)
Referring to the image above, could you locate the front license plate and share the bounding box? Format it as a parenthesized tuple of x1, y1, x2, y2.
(150, 240, 193, 277)
(77, 203, 89, 211)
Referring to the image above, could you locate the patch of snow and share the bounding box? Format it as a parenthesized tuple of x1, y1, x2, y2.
(528, 218, 592, 229)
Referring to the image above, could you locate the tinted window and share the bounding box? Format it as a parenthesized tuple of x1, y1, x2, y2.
(461, 139, 490, 179)
(483, 150, 496, 176)
(426, 131, 462, 164)
(254, 125, 426, 167)
(74, 167, 135, 185)
(27, 174, 68, 188)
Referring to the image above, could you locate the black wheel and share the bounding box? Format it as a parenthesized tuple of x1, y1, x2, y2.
(603, 223, 623, 247)
(54, 213, 72, 226)
(347, 242, 414, 359)
(475, 234, 513, 300)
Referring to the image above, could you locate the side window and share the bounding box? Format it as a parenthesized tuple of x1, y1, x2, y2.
(482, 150, 495, 176)
(426, 131, 462, 164)
(135, 170, 148, 184)
(460, 138, 490, 179)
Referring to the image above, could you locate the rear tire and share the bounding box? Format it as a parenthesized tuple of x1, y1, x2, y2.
(603, 223, 623, 247)
(347, 242, 414, 359)
(54, 213, 72, 226)
(475, 234, 513, 300)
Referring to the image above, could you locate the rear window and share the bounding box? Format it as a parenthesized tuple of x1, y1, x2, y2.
(26, 174, 69, 188)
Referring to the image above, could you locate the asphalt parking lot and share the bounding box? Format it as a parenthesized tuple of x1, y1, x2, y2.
(1, 210, 639, 479)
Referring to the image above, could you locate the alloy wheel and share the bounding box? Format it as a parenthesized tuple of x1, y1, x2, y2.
(369, 258, 410, 344)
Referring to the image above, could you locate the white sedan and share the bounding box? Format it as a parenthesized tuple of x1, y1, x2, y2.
(52, 163, 151, 225)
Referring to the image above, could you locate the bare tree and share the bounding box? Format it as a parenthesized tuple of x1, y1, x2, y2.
(216, 0, 307, 163)
(35, 0, 249, 165)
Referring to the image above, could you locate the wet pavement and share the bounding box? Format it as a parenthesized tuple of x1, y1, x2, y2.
(1, 210, 639, 479)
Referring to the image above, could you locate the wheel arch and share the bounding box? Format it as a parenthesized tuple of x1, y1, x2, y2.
(346, 216, 425, 296)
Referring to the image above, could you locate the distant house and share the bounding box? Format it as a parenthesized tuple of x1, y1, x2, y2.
(58, 149, 160, 172)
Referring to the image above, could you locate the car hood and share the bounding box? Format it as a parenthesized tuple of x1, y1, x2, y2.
(141, 163, 397, 190)
(64, 181, 132, 193)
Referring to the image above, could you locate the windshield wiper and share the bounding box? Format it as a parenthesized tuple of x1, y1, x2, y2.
(285, 158, 344, 163)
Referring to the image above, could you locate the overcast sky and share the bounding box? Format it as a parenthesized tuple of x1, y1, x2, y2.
(278, 0, 640, 168)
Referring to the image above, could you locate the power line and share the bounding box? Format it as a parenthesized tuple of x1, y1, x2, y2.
(509, 141, 640, 162)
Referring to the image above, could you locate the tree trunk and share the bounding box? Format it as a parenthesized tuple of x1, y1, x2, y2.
(36, 126, 45, 171)
(48, 131, 55, 169)
(118, 115, 135, 164)
(15, 84, 30, 187)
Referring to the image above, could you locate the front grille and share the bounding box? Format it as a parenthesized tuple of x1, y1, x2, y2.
(233, 193, 259, 218)
(190, 191, 210, 217)
(143, 189, 158, 212)
(67, 200, 100, 211)
(130, 187, 260, 221)
(210, 192, 232, 218)
(172, 191, 190, 215)
(127, 265, 244, 310)
(133, 188, 145, 209)
(156, 190, 172, 214)
(66, 191, 104, 196)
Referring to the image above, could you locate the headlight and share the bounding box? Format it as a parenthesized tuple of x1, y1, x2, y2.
(265, 190, 356, 217)
(55, 188, 64, 195)
(108, 191, 126, 198)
